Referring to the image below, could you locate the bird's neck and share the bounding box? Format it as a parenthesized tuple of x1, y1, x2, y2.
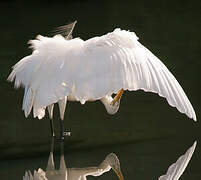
(101, 95, 113, 106)
(100, 96, 119, 115)
(99, 159, 111, 172)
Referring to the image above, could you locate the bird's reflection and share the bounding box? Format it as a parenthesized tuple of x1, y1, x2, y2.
(23, 137, 124, 180)
(158, 141, 196, 180)
(23, 140, 196, 180)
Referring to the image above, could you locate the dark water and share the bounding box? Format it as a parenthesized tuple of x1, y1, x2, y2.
(0, 138, 199, 179)
(0, 138, 200, 180)
(0, 0, 200, 179)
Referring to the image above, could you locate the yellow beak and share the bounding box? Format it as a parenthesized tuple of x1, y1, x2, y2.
(111, 89, 124, 106)
(113, 167, 124, 180)
(117, 169, 124, 180)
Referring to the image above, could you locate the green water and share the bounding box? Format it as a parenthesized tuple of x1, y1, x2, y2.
(0, 0, 200, 179)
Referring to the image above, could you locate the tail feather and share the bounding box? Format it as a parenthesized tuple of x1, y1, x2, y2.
(23, 88, 35, 118)
(33, 98, 46, 119)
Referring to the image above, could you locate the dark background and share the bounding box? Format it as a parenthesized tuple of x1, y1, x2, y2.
(0, 0, 200, 179)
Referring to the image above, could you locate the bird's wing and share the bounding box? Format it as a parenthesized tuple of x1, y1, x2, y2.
(80, 29, 196, 120)
(8, 28, 196, 120)
(8, 35, 84, 119)
(158, 141, 196, 180)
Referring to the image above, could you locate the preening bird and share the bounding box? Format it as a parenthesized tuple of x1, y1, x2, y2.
(8, 21, 196, 138)
(23, 137, 124, 180)
(23, 140, 196, 180)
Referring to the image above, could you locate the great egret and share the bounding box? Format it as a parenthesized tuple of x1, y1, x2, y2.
(23, 137, 124, 180)
(23, 140, 196, 180)
(8, 21, 196, 139)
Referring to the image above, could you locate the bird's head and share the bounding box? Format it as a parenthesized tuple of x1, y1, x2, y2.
(108, 99, 120, 114)
(105, 153, 124, 180)
(102, 89, 124, 115)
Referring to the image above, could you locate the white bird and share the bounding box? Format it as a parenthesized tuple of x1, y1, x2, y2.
(23, 141, 196, 180)
(8, 21, 196, 138)
(23, 137, 124, 180)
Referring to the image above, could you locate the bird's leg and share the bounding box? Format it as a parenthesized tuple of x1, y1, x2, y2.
(59, 138, 67, 173)
(60, 139, 64, 156)
(46, 135, 55, 171)
(49, 118, 55, 137)
(50, 135, 54, 154)
(59, 119, 65, 141)
(59, 119, 71, 141)
(58, 97, 71, 140)
(48, 104, 55, 137)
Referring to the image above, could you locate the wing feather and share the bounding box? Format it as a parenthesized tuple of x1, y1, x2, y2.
(158, 141, 196, 180)
(8, 29, 196, 120)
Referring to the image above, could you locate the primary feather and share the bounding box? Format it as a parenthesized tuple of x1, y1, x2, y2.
(158, 141, 197, 180)
(8, 28, 196, 120)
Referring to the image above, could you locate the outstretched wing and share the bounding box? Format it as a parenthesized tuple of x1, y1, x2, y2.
(158, 141, 196, 180)
(8, 28, 196, 120)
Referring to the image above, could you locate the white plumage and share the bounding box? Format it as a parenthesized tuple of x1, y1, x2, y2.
(158, 141, 196, 180)
(8, 28, 196, 121)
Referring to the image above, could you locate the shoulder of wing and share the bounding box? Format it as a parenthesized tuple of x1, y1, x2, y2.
(84, 28, 139, 51)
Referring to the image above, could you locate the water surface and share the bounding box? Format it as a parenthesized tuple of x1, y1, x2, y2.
(0, 0, 200, 179)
